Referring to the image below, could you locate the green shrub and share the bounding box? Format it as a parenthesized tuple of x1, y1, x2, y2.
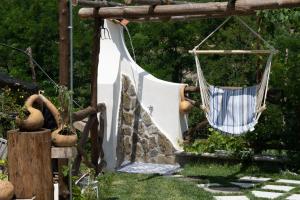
(184, 128, 250, 159)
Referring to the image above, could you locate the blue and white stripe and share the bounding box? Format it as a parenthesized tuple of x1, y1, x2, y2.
(208, 85, 258, 135)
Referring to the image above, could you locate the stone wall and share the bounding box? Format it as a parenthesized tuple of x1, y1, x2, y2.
(116, 75, 176, 166)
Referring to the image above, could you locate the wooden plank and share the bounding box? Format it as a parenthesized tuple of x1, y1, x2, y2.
(189, 50, 274, 54)
(78, 0, 300, 19)
(8, 129, 53, 200)
(51, 147, 77, 158)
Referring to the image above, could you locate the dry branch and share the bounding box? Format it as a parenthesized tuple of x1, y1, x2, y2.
(72, 106, 97, 122)
(78, 0, 300, 19)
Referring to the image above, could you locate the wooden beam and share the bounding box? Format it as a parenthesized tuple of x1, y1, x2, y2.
(75, 0, 123, 7)
(78, 0, 300, 19)
(125, 0, 187, 5)
(130, 11, 254, 22)
(189, 50, 274, 54)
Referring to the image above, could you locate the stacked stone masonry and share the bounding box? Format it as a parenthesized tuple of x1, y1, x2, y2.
(116, 75, 176, 166)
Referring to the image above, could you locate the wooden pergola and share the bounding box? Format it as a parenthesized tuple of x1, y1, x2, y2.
(58, 0, 300, 178)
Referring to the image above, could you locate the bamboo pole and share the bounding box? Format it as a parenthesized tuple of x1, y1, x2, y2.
(189, 50, 274, 54)
(78, 0, 300, 19)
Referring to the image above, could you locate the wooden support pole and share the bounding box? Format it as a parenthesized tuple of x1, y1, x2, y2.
(58, 1, 70, 198)
(59, 0, 70, 86)
(78, 0, 300, 19)
(90, 8, 102, 175)
(8, 129, 53, 200)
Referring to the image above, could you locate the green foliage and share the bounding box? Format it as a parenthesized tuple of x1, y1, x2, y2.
(184, 129, 250, 158)
(97, 172, 114, 199)
(0, 87, 30, 138)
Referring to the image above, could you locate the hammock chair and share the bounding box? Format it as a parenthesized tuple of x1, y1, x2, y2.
(190, 17, 277, 135)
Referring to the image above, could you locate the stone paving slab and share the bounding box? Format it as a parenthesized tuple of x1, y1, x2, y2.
(230, 181, 256, 189)
(239, 176, 271, 183)
(252, 190, 284, 199)
(197, 184, 242, 194)
(262, 184, 295, 192)
(276, 179, 300, 185)
(214, 195, 249, 200)
(286, 194, 300, 200)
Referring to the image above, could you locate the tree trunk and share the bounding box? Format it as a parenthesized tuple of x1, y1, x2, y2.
(90, 10, 102, 174)
(8, 129, 53, 200)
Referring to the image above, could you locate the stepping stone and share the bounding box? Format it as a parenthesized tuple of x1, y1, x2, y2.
(239, 176, 271, 183)
(214, 196, 249, 200)
(230, 181, 256, 189)
(262, 184, 295, 192)
(197, 183, 221, 187)
(276, 179, 300, 185)
(252, 190, 284, 199)
(197, 184, 242, 194)
(286, 194, 300, 200)
(165, 174, 184, 178)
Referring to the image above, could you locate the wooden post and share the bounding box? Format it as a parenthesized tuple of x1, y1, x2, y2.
(58, 0, 71, 198)
(90, 8, 102, 174)
(59, 0, 70, 86)
(8, 129, 53, 200)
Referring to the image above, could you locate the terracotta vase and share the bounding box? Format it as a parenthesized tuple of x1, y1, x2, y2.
(16, 94, 44, 131)
(39, 94, 78, 147)
(0, 181, 14, 200)
(179, 85, 193, 114)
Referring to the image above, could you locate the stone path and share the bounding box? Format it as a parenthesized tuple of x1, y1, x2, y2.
(193, 177, 300, 200)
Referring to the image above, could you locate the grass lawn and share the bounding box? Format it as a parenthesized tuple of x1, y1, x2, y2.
(97, 162, 300, 200)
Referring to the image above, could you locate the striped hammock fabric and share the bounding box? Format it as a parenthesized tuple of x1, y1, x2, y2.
(208, 85, 258, 135)
(191, 16, 276, 135)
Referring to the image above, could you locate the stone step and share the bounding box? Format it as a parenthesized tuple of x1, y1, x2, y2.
(251, 190, 284, 199)
(286, 194, 300, 200)
(214, 196, 249, 200)
(276, 179, 300, 185)
(262, 184, 295, 192)
(239, 176, 271, 183)
(230, 181, 256, 189)
(197, 184, 242, 194)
